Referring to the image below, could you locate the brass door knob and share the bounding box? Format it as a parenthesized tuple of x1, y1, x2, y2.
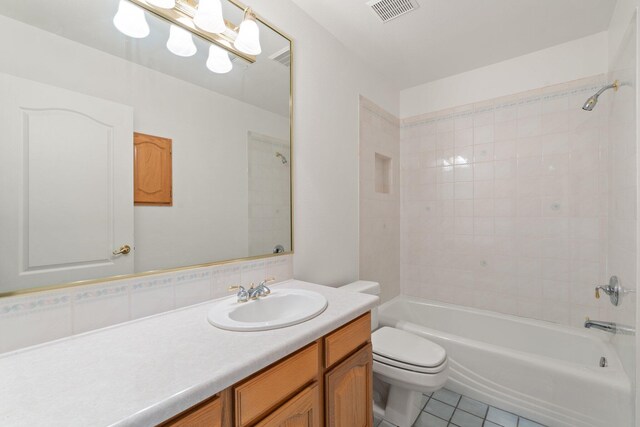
(113, 245, 131, 255)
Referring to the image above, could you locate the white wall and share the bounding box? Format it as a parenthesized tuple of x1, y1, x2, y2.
(400, 32, 608, 118)
(248, 0, 400, 287)
(0, 16, 289, 273)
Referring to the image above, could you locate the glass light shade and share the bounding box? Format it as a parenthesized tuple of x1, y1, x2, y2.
(113, 0, 150, 39)
(167, 25, 197, 57)
(234, 18, 261, 55)
(194, 0, 226, 34)
(146, 0, 176, 8)
(206, 45, 232, 74)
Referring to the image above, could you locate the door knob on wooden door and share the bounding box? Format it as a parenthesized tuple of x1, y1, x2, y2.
(113, 245, 131, 255)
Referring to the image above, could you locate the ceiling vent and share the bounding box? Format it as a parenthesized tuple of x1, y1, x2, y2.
(269, 47, 291, 67)
(366, 0, 419, 23)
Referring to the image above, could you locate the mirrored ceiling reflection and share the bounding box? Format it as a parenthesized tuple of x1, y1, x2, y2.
(0, 0, 290, 117)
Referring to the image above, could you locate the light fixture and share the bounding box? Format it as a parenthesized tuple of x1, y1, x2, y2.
(113, 0, 150, 38)
(234, 8, 261, 55)
(206, 44, 233, 74)
(146, 0, 176, 9)
(167, 24, 197, 57)
(194, 0, 226, 34)
(114, 0, 258, 70)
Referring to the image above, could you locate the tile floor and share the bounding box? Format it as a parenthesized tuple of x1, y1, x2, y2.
(374, 389, 546, 427)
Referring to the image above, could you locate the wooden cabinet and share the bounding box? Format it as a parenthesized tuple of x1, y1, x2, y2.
(162, 394, 224, 427)
(159, 312, 372, 427)
(134, 132, 172, 206)
(325, 344, 373, 427)
(255, 384, 320, 427)
(324, 312, 371, 369)
(235, 343, 319, 426)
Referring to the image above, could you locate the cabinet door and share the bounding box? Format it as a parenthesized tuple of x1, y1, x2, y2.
(325, 344, 373, 427)
(162, 395, 222, 427)
(255, 384, 320, 427)
(134, 132, 172, 205)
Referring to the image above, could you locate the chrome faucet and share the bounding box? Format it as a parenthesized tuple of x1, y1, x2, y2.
(584, 319, 617, 333)
(585, 318, 636, 335)
(229, 285, 249, 303)
(248, 277, 275, 300)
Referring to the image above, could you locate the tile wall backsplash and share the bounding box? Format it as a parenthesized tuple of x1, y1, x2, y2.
(0, 255, 293, 353)
(400, 76, 611, 327)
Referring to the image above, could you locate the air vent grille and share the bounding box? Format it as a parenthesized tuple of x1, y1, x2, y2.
(269, 47, 291, 67)
(366, 0, 419, 23)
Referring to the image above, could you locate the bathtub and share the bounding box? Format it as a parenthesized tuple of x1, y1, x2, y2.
(378, 297, 633, 427)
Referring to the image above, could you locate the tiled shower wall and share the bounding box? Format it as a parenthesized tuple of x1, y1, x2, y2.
(248, 132, 292, 257)
(359, 97, 401, 303)
(400, 76, 611, 327)
(0, 255, 293, 354)
(607, 16, 637, 390)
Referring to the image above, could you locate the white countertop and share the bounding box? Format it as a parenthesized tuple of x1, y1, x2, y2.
(0, 280, 378, 427)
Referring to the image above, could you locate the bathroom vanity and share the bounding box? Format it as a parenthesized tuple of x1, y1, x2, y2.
(0, 281, 377, 426)
(164, 312, 372, 426)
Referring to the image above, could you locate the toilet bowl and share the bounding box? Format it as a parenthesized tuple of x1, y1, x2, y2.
(341, 281, 449, 427)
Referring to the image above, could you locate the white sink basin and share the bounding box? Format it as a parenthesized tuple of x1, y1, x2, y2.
(207, 288, 328, 331)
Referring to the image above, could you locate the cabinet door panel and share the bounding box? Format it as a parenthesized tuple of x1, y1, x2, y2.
(134, 132, 172, 205)
(162, 395, 222, 427)
(235, 342, 319, 426)
(255, 384, 320, 427)
(325, 343, 373, 427)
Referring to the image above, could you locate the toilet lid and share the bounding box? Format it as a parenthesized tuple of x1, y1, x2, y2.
(372, 327, 446, 368)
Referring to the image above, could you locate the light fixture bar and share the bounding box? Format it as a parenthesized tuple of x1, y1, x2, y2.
(127, 0, 256, 63)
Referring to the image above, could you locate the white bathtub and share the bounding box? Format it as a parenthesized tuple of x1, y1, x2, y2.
(378, 297, 633, 427)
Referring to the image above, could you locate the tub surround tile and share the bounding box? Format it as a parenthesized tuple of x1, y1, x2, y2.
(400, 77, 610, 327)
(0, 280, 376, 426)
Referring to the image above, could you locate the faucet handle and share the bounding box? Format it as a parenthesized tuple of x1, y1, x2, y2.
(229, 285, 249, 303)
(595, 286, 601, 299)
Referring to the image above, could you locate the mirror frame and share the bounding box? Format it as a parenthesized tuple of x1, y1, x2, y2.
(0, 0, 293, 298)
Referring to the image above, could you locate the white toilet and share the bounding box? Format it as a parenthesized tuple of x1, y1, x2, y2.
(341, 281, 449, 427)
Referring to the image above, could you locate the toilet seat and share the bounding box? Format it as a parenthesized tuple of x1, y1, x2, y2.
(373, 352, 447, 374)
(372, 327, 447, 371)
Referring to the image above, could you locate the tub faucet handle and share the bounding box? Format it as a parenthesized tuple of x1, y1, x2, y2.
(594, 276, 625, 306)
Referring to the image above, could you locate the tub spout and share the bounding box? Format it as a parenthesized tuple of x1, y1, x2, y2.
(584, 319, 616, 333)
(585, 318, 636, 335)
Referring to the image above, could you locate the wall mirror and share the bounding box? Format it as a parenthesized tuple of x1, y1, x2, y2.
(0, 0, 292, 296)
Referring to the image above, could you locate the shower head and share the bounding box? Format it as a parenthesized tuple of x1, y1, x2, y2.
(582, 95, 598, 111)
(275, 152, 288, 164)
(582, 80, 619, 111)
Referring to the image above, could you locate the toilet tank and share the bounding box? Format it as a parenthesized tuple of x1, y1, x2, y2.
(340, 281, 380, 330)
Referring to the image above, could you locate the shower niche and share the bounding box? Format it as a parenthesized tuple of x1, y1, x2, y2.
(375, 152, 392, 194)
